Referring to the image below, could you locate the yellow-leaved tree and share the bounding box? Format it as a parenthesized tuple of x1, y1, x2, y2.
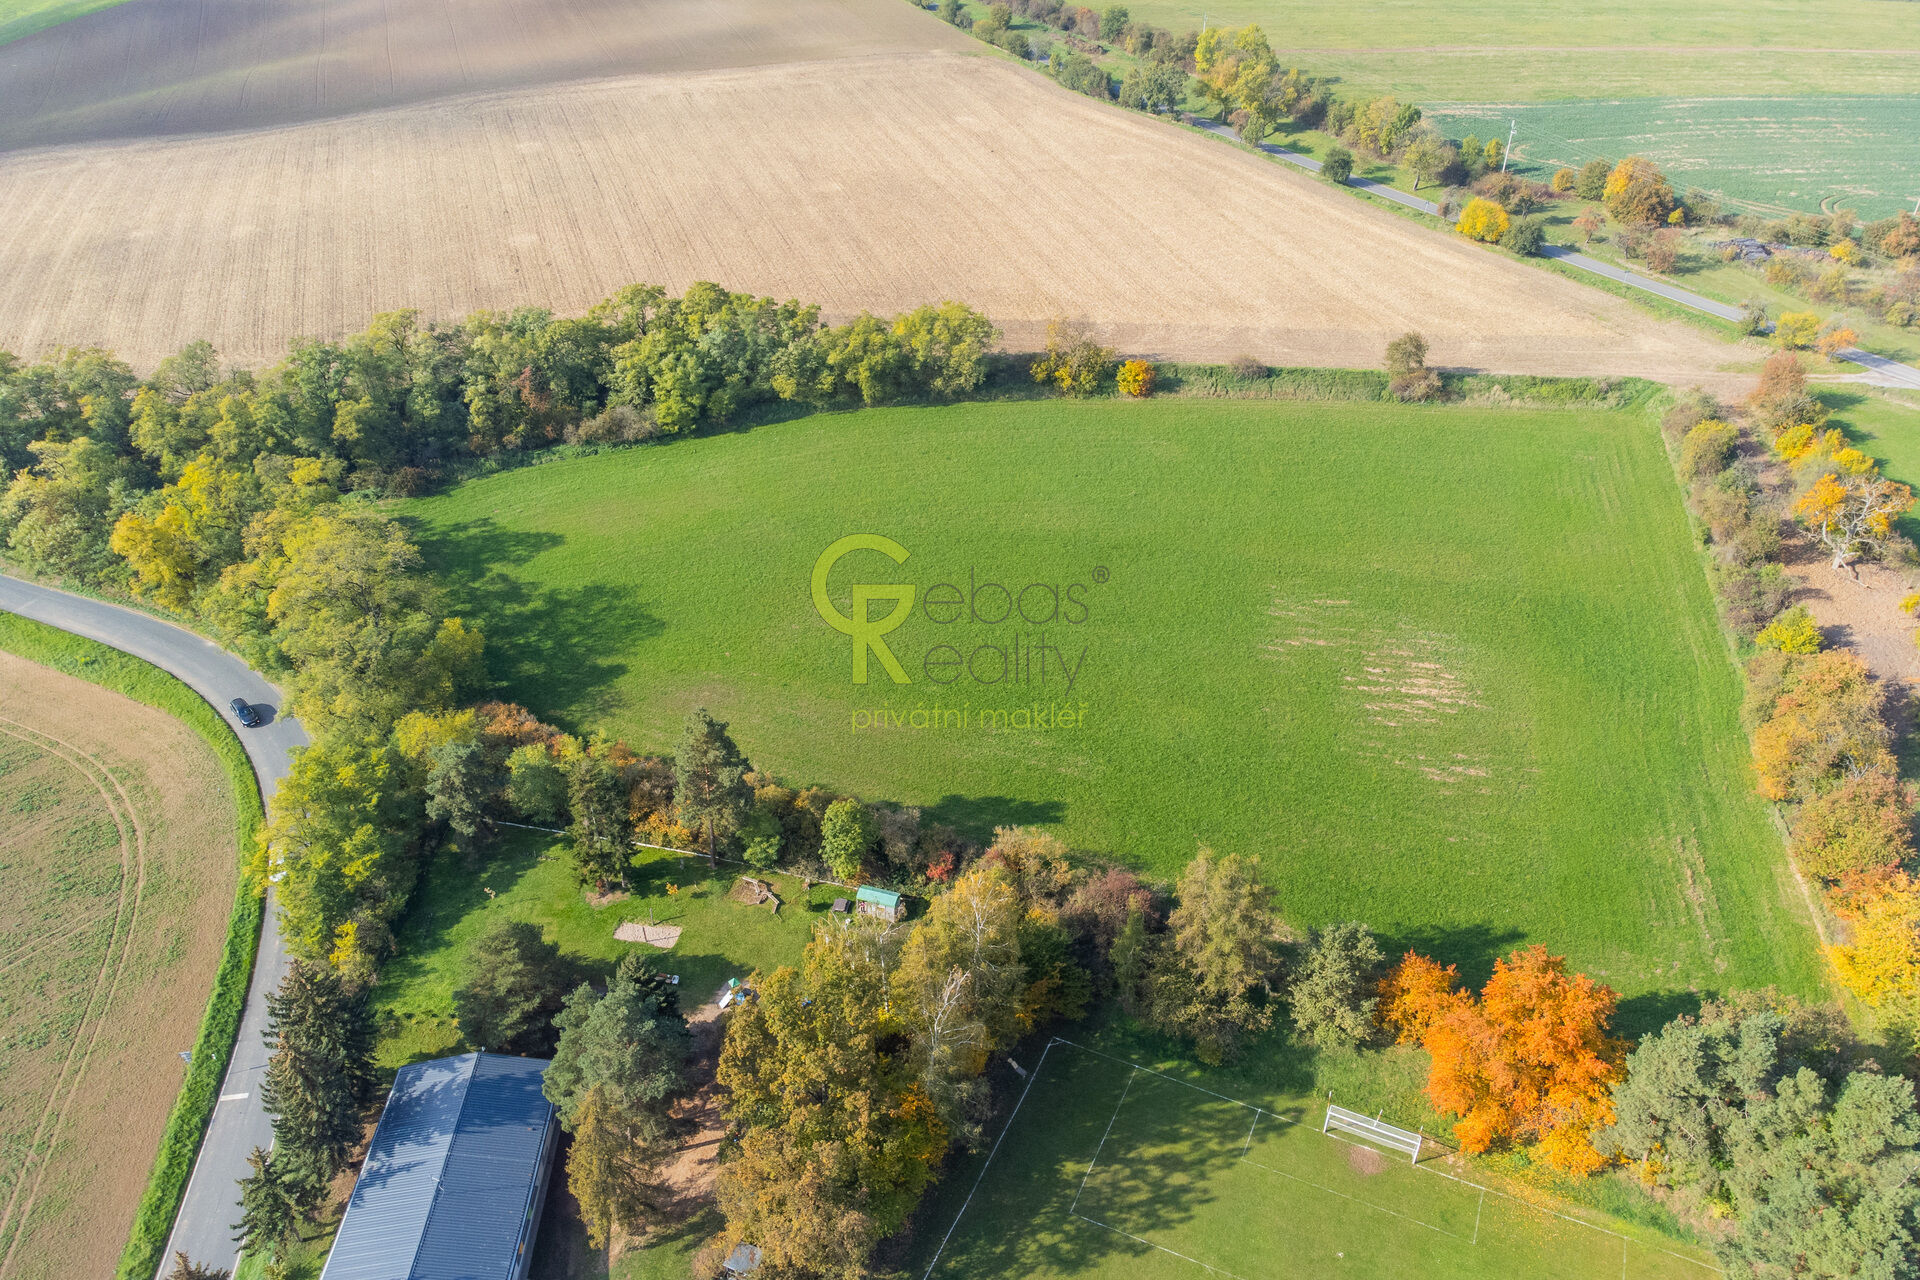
(1456, 198, 1510, 244)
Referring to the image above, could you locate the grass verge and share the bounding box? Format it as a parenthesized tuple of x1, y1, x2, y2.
(0, 612, 267, 1280)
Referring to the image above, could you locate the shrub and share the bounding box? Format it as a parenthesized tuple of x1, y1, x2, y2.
(1575, 158, 1612, 201)
(1228, 353, 1267, 380)
(1739, 300, 1770, 335)
(1030, 319, 1115, 395)
(1815, 325, 1859, 359)
(1643, 230, 1680, 274)
(1320, 146, 1353, 184)
(1754, 604, 1822, 655)
(1456, 197, 1510, 244)
(1116, 359, 1156, 397)
(1751, 649, 1890, 802)
(1384, 331, 1441, 402)
(1679, 418, 1740, 481)
(1551, 167, 1576, 194)
(1497, 217, 1546, 256)
(1791, 767, 1915, 882)
(1775, 311, 1822, 350)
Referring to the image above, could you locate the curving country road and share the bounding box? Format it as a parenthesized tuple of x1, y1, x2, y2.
(0, 573, 303, 1276)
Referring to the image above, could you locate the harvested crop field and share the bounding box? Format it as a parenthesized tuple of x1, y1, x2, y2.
(0, 0, 1743, 380)
(0, 653, 237, 1280)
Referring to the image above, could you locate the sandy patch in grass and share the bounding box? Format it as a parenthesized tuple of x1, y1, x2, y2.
(0, 653, 237, 1280)
(614, 921, 684, 949)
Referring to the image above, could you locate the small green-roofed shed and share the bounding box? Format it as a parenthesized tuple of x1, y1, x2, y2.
(854, 885, 904, 922)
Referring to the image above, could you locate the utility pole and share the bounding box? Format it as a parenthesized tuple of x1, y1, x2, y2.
(1501, 119, 1516, 173)
(1912, 194, 1920, 215)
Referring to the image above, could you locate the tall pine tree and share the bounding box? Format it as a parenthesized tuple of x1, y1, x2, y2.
(673, 708, 751, 855)
(231, 1147, 300, 1259)
(261, 959, 375, 1193)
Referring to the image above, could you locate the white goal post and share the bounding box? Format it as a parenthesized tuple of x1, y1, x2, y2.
(1322, 1103, 1423, 1164)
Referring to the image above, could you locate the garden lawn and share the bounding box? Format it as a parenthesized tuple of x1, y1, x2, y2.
(404, 398, 1821, 1004)
(908, 1035, 1717, 1280)
(371, 833, 841, 1068)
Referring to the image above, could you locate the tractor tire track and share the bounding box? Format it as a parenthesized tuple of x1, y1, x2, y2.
(0, 715, 151, 1279)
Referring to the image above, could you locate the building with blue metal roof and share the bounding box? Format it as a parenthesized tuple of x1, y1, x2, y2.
(320, 1052, 559, 1280)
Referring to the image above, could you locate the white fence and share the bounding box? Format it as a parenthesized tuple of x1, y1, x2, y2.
(1322, 1103, 1423, 1164)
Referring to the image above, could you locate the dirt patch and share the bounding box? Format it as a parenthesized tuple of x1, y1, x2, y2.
(0, 652, 238, 1280)
(1780, 532, 1920, 687)
(0, 6, 1748, 381)
(614, 921, 683, 949)
(1344, 1142, 1391, 1176)
(584, 889, 630, 909)
(657, 1005, 728, 1211)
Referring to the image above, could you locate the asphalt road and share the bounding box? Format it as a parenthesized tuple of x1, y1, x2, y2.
(0, 574, 303, 1275)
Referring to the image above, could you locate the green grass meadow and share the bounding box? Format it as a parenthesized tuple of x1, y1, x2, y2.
(404, 399, 1820, 1004)
(1113, 0, 1920, 99)
(1427, 97, 1920, 219)
(913, 1039, 1718, 1280)
(0, 0, 130, 45)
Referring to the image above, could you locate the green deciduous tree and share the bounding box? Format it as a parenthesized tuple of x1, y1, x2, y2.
(263, 507, 484, 733)
(1289, 922, 1385, 1047)
(1149, 849, 1282, 1063)
(820, 798, 878, 882)
(261, 733, 425, 975)
(504, 742, 568, 824)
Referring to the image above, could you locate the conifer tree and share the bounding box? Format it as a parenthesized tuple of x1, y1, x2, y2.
(261, 959, 374, 1192)
(672, 707, 752, 852)
(231, 1147, 301, 1258)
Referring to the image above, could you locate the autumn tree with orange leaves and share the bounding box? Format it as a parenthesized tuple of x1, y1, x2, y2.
(1380, 946, 1625, 1174)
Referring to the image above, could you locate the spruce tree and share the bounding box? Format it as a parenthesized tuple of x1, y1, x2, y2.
(261, 960, 375, 1192)
(452, 919, 574, 1054)
(231, 1147, 300, 1258)
(672, 708, 752, 852)
(166, 1252, 233, 1280)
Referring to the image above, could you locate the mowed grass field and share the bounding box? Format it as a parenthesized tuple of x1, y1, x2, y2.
(1118, 0, 1920, 99)
(913, 1040, 1718, 1280)
(406, 399, 1820, 1000)
(1428, 97, 1920, 219)
(0, 653, 238, 1280)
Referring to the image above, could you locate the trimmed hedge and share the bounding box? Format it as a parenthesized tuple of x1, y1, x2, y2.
(0, 613, 267, 1280)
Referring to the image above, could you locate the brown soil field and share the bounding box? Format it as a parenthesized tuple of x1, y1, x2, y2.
(0, 654, 237, 1280)
(0, 0, 1747, 380)
(0, 0, 966, 150)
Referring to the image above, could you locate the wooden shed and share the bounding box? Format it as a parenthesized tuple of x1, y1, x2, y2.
(854, 885, 905, 923)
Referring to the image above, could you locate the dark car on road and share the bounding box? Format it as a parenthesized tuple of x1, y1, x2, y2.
(230, 697, 262, 728)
